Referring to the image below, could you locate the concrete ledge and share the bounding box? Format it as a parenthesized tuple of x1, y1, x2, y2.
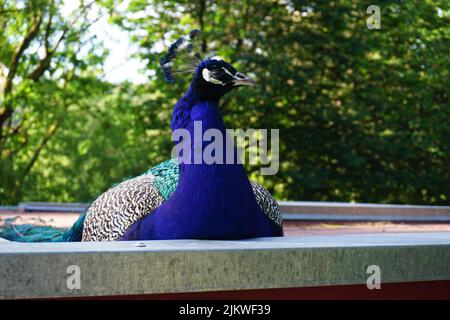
(1, 232, 450, 299)
(6, 201, 450, 221)
(280, 201, 450, 221)
(17, 202, 87, 212)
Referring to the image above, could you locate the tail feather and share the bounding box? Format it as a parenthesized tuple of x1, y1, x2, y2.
(59, 212, 86, 242)
(0, 212, 86, 242)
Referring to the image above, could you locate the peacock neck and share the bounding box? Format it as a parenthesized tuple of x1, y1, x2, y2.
(172, 85, 240, 182)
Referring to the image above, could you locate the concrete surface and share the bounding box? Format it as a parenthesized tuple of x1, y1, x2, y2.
(3, 211, 450, 234)
(6, 201, 450, 221)
(1, 232, 450, 299)
(279, 201, 450, 221)
(284, 221, 450, 236)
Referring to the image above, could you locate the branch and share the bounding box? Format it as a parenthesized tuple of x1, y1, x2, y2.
(28, 27, 67, 81)
(0, 14, 43, 129)
(198, 0, 207, 52)
(3, 15, 42, 96)
(4, 128, 29, 159)
(28, 0, 102, 82)
(20, 122, 59, 180)
(9, 122, 58, 199)
(44, 9, 54, 50)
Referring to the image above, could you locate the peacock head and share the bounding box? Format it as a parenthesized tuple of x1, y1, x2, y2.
(160, 30, 255, 101)
(193, 58, 255, 101)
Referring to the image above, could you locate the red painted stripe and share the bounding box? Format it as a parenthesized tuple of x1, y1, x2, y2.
(77, 280, 450, 300)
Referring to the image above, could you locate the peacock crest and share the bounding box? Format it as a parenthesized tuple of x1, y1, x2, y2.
(160, 29, 203, 83)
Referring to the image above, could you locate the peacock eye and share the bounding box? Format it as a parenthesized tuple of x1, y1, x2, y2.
(210, 68, 225, 77)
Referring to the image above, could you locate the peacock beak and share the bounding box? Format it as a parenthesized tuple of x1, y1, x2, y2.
(232, 72, 256, 86)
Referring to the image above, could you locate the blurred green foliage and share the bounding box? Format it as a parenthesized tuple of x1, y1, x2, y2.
(0, 0, 449, 204)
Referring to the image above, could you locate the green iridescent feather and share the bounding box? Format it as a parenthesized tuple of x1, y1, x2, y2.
(145, 158, 179, 200)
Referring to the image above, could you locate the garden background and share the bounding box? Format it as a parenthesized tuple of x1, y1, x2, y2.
(0, 0, 448, 205)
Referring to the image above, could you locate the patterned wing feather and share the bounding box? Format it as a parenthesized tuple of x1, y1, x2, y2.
(82, 174, 164, 241)
(250, 182, 282, 227)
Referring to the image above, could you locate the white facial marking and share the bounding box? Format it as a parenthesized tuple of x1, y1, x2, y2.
(202, 68, 223, 85)
(222, 67, 236, 78)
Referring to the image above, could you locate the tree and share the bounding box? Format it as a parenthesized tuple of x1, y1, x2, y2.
(0, 0, 108, 203)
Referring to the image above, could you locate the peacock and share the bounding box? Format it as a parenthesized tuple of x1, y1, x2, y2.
(0, 30, 283, 242)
